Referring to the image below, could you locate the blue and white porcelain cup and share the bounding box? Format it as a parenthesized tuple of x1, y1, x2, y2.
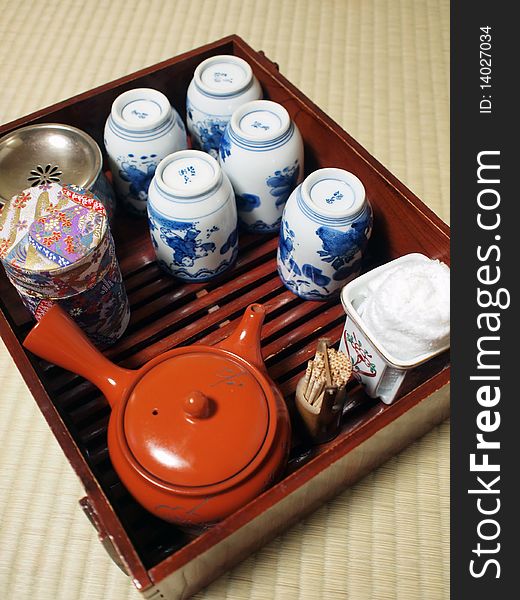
(104, 88, 187, 216)
(277, 168, 373, 300)
(219, 100, 304, 233)
(147, 150, 238, 281)
(186, 55, 263, 158)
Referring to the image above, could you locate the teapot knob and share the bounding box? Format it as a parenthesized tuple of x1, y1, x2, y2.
(183, 391, 211, 419)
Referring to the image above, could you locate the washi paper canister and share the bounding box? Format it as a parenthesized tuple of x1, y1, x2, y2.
(0, 183, 130, 345)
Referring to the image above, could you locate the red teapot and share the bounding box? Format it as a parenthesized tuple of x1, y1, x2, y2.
(24, 303, 291, 525)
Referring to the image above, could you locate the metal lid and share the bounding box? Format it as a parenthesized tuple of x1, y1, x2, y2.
(123, 349, 270, 488)
(0, 123, 102, 205)
(0, 183, 109, 298)
(194, 55, 254, 98)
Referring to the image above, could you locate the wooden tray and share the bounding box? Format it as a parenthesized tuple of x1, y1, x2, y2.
(0, 35, 450, 599)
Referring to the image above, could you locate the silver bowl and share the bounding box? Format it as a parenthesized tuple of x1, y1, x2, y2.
(0, 123, 115, 216)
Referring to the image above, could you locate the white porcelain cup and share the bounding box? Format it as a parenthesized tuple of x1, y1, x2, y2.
(186, 55, 262, 158)
(277, 168, 373, 300)
(104, 88, 188, 215)
(147, 150, 238, 281)
(219, 100, 304, 233)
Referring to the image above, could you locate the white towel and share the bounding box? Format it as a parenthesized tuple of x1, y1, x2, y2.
(358, 258, 450, 361)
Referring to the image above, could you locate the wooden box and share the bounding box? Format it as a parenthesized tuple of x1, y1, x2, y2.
(0, 36, 450, 599)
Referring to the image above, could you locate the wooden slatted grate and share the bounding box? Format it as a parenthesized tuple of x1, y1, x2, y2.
(11, 212, 376, 568)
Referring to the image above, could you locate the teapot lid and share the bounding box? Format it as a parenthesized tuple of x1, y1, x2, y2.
(123, 347, 272, 488)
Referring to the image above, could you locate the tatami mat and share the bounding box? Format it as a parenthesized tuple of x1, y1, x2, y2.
(0, 1, 450, 598)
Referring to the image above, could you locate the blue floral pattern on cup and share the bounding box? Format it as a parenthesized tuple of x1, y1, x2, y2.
(118, 153, 159, 214)
(316, 213, 371, 280)
(220, 227, 238, 255)
(234, 162, 300, 233)
(266, 161, 300, 207)
(277, 167, 372, 300)
(245, 217, 282, 232)
(219, 127, 232, 162)
(158, 220, 216, 267)
(236, 193, 261, 212)
(190, 118, 228, 157)
(300, 264, 331, 291)
(236, 191, 283, 231)
(278, 220, 332, 298)
(148, 205, 238, 281)
(277, 197, 372, 300)
(278, 221, 299, 273)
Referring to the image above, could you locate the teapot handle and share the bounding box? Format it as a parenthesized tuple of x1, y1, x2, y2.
(218, 304, 266, 372)
(23, 305, 134, 408)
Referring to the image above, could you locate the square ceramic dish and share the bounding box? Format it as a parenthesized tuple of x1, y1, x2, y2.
(339, 253, 450, 404)
(0, 36, 450, 599)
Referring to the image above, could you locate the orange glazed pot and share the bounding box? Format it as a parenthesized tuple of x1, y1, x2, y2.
(23, 303, 291, 525)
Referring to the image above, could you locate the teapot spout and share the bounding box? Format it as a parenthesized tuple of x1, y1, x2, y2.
(23, 305, 135, 408)
(218, 304, 266, 372)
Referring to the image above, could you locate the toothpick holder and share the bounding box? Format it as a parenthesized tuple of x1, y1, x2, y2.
(295, 378, 347, 443)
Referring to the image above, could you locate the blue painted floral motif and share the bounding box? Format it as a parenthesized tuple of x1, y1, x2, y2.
(278, 220, 332, 299)
(278, 206, 371, 300)
(165, 249, 238, 281)
(301, 264, 331, 289)
(242, 217, 282, 233)
(266, 161, 300, 207)
(159, 221, 216, 267)
(278, 273, 331, 300)
(119, 154, 159, 201)
(333, 257, 363, 281)
(278, 221, 301, 276)
(220, 227, 238, 255)
(148, 203, 237, 281)
(193, 119, 227, 156)
(148, 217, 159, 249)
(219, 126, 232, 162)
(316, 213, 371, 279)
(236, 193, 261, 213)
(206, 225, 219, 239)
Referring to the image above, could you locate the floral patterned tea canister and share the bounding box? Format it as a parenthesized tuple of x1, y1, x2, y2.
(104, 88, 187, 216)
(219, 100, 304, 233)
(0, 183, 130, 346)
(148, 149, 238, 281)
(186, 55, 262, 157)
(277, 168, 373, 300)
